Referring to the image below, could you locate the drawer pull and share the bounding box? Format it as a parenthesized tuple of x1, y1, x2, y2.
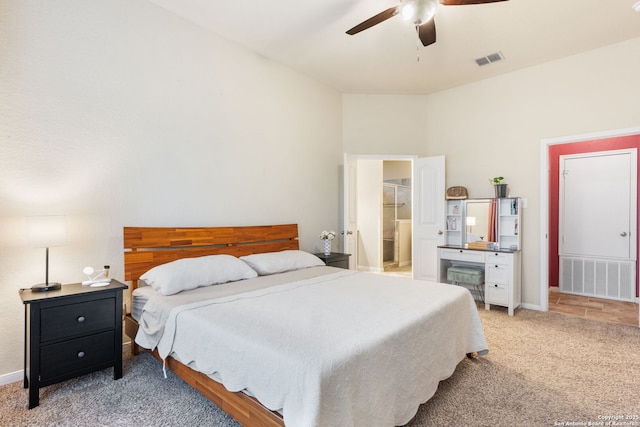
(77, 316, 86, 323)
(77, 351, 85, 358)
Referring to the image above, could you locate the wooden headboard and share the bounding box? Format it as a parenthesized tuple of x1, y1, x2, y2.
(123, 224, 299, 289)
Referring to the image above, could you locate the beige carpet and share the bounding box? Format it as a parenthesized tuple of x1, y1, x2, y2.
(2, 306, 639, 427)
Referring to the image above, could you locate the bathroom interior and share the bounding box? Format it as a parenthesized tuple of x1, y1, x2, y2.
(382, 161, 412, 273)
(354, 159, 412, 275)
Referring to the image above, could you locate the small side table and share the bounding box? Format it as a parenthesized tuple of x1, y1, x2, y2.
(315, 252, 351, 269)
(20, 279, 128, 409)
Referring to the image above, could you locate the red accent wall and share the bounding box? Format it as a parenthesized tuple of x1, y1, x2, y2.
(548, 134, 640, 297)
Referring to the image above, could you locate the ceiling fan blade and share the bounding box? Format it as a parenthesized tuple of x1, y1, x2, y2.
(440, 0, 507, 5)
(346, 7, 399, 35)
(418, 19, 436, 46)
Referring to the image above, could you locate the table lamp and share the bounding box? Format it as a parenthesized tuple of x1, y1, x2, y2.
(27, 215, 67, 292)
(466, 216, 476, 233)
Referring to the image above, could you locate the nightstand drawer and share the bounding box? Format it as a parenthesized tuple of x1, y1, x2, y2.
(41, 298, 115, 342)
(327, 258, 349, 269)
(40, 331, 115, 382)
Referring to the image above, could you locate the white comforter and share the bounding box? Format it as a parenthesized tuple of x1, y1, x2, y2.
(136, 267, 488, 427)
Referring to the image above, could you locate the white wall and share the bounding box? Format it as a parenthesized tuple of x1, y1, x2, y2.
(356, 160, 383, 271)
(344, 37, 640, 309)
(342, 95, 429, 156)
(0, 0, 342, 378)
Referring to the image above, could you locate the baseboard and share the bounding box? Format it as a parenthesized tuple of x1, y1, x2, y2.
(521, 302, 542, 312)
(0, 370, 23, 386)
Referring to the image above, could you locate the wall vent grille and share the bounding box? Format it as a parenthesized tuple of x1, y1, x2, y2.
(475, 51, 504, 67)
(559, 256, 635, 302)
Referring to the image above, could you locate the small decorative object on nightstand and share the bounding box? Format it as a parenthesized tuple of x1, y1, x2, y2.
(20, 279, 128, 409)
(319, 230, 336, 256)
(314, 252, 351, 269)
(81, 265, 111, 286)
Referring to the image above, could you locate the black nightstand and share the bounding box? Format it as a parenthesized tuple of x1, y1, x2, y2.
(314, 252, 351, 269)
(20, 279, 128, 409)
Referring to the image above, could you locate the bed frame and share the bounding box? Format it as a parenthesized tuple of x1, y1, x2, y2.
(123, 224, 300, 427)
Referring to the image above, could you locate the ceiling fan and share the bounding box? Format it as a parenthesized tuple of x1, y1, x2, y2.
(346, 0, 508, 47)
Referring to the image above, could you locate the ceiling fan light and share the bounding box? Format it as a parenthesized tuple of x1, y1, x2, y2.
(400, 2, 416, 21)
(400, 0, 438, 25)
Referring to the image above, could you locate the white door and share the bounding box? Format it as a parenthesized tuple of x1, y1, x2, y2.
(343, 155, 358, 269)
(412, 156, 446, 281)
(559, 149, 637, 300)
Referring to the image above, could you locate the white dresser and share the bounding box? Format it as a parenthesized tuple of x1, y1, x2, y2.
(437, 246, 522, 316)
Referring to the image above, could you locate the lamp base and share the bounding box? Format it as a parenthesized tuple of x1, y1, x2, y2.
(30, 282, 62, 292)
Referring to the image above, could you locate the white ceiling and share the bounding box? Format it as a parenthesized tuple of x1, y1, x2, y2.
(146, 0, 640, 94)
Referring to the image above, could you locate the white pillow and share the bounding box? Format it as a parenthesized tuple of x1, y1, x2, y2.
(240, 250, 325, 276)
(140, 254, 258, 296)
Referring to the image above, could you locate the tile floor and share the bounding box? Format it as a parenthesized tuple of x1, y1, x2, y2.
(381, 263, 413, 278)
(548, 287, 639, 327)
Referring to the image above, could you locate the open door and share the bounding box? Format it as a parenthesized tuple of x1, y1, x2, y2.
(412, 156, 445, 281)
(343, 155, 358, 269)
(344, 154, 445, 277)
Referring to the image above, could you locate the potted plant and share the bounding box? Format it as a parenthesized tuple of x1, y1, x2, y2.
(489, 176, 508, 198)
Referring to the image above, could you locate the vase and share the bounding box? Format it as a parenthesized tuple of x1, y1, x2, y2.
(494, 183, 508, 198)
(323, 239, 331, 256)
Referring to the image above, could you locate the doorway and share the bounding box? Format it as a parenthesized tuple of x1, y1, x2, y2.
(383, 162, 413, 274)
(558, 150, 637, 301)
(540, 128, 640, 312)
(343, 154, 445, 280)
(350, 159, 413, 274)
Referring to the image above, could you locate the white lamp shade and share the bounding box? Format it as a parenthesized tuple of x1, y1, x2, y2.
(400, 0, 438, 25)
(27, 215, 67, 248)
(466, 217, 476, 227)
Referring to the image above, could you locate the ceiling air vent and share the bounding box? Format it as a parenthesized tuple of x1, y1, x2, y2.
(475, 51, 504, 67)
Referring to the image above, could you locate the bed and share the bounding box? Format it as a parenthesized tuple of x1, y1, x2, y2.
(123, 224, 488, 427)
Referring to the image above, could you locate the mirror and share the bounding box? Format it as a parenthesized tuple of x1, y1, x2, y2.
(464, 199, 493, 244)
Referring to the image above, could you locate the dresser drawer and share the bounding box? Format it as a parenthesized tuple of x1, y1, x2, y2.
(41, 298, 115, 342)
(440, 248, 485, 263)
(485, 252, 512, 265)
(486, 283, 509, 305)
(40, 331, 115, 382)
(485, 263, 510, 284)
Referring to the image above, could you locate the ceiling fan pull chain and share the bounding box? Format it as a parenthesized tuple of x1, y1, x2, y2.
(415, 26, 421, 62)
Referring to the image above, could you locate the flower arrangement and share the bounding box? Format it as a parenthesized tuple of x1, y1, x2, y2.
(319, 230, 336, 240)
